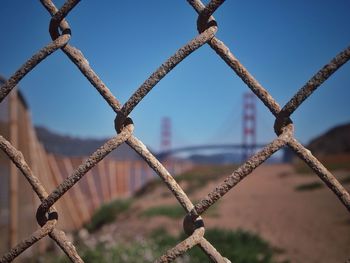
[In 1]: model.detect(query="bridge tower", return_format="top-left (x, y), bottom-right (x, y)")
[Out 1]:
top-left (160, 117), bottom-right (172, 152)
top-left (242, 92), bottom-right (257, 161)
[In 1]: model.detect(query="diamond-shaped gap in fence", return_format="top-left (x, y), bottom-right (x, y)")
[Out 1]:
top-left (289, 62), bottom-right (350, 145)
top-left (128, 47), bottom-right (249, 151)
top-left (21, 51), bottom-right (118, 137)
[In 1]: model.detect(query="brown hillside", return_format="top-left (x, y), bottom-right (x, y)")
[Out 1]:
top-left (87, 164), bottom-right (350, 263)
top-left (308, 123), bottom-right (350, 155)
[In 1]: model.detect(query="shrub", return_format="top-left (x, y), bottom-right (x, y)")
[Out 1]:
top-left (295, 181), bottom-right (323, 191)
top-left (149, 228), bottom-right (276, 263)
top-left (176, 165), bottom-right (237, 193)
top-left (45, 228), bottom-right (280, 263)
top-left (86, 198), bottom-right (132, 232)
top-left (141, 205), bottom-right (184, 219)
top-left (141, 202), bottom-right (219, 219)
top-left (184, 228), bottom-right (274, 263)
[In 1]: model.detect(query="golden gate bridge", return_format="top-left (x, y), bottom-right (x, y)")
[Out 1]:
top-left (157, 92), bottom-right (287, 162)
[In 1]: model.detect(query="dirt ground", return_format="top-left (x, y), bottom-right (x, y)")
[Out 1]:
top-left (96, 164), bottom-right (350, 263)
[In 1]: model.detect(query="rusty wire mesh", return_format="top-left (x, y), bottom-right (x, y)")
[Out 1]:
top-left (1, 0), bottom-right (350, 262)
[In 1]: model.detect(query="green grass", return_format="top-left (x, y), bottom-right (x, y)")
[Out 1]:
top-left (85, 198), bottom-right (132, 232)
top-left (150, 228), bottom-right (275, 263)
top-left (183, 228), bottom-right (276, 263)
top-left (135, 164), bottom-right (237, 197)
top-left (295, 181), bottom-right (323, 191)
top-left (176, 164), bottom-right (237, 193)
top-left (141, 201), bottom-right (220, 219)
top-left (44, 227), bottom-right (284, 263)
top-left (141, 204), bottom-right (184, 219)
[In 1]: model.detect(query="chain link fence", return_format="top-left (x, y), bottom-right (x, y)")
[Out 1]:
top-left (0, 88), bottom-right (193, 259)
top-left (0, 0), bottom-right (350, 262)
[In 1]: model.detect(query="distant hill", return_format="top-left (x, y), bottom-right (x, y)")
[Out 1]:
top-left (35, 126), bottom-right (143, 160)
top-left (307, 123), bottom-right (350, 155)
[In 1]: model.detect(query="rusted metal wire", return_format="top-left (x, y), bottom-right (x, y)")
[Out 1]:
top-left (0, 0), bottom-right (349, 262)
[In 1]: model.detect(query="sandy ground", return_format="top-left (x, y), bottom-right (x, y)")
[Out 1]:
top-left (97, 164), bottom-right (350, 263)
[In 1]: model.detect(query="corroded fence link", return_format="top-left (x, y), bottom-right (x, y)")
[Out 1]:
top-left (126, 136), bottom-right (194, 213)
top-left (41, 0), bottom-right (123, 113)
top-left (0, 220), bottom-right (57, 262)
top-left (0, 134), bottom-right (83, 262)
top-left (279, 46), bottom-right (350, 119)
top-left (0, 0), bottom-right (349, 262)
top-left (36, 123), bottom-right (134, 227)
top-left (191, 125), bottom-right (293, 218)
top-left (156, 227), bottom-right (205, 263)
top-left (120, 24), bottom-right (217, 118)
top-left (288, 138), bottom-right (350, 211)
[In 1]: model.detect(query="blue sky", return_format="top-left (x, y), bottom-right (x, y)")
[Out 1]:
top-left (1, 0), bottom-right (350, 151)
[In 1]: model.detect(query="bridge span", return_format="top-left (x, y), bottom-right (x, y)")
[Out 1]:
top-left (156, 143), bottom-right (268, 159)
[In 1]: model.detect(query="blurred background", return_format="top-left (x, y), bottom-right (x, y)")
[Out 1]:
top-left (0, 1), bottom-right (349, 262)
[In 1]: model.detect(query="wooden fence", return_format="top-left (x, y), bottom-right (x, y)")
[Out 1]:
top-left (0, 87), bottom-right (192, 259)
